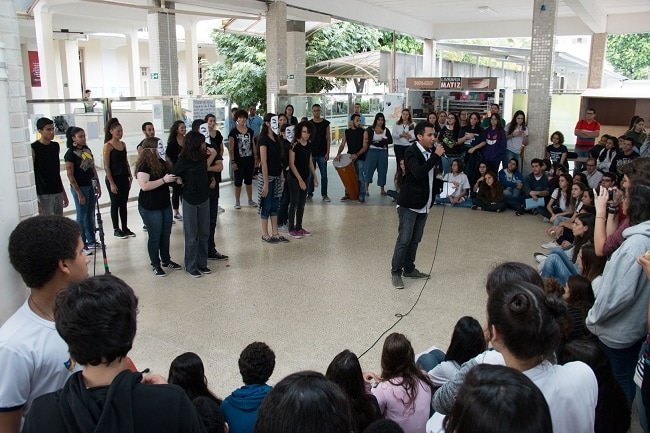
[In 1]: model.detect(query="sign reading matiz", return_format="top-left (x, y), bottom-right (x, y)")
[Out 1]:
top-left (405, 77), bottom-right (497, 90)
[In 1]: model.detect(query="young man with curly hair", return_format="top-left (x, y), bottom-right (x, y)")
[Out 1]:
top-left (221, 342), bottom-right (276, 433)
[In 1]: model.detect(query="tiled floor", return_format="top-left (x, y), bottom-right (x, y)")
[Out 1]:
top-left (91, 159), bottom-right (553, 397)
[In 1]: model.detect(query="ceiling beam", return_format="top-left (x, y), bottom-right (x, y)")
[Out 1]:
top-left (563, 0), bottom-right (607, 34)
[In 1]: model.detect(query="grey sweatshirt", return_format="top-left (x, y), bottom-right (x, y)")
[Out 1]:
top-left (586, 220), bottom-right (650, 349)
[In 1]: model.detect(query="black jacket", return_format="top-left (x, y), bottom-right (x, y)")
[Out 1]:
top-left (397, 143), bottom-right (441, 210)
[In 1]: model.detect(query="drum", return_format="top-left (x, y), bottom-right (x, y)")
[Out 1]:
top-left (333, 154), bottom-right (359, 200)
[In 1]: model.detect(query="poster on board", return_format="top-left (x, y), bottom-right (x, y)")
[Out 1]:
top-left (383, 94), bottom-right (405, 124)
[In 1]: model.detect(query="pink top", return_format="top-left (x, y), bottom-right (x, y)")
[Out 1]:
top-left (371, 378), bottom-right (432, 433)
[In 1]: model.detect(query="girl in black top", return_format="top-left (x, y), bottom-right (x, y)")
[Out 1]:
top-left (284, 104), bottom-right (299, 125)
top-left (277, 123), bottom-right (293, 230)
top-left (102, 118), bottom-right (134, 238)
top-left (136, 137), bottom-right (181, 277)
top-left (65, 126), bottom-right (101, 253)
top-left (258, 113), bottom-right (287, 243)
top-left (204, 114), bottom-right (227, 259)
top-left (288, 121), bottom-right (318, 238)
top-left (166, 120), bottom-right (186, 220)
top-left (174, 131), bottom-right (217, 278)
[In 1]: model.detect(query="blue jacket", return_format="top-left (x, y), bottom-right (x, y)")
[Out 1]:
top-left (221, 384), bottom-right (272, 433)
top-left (498, 168), bottom-right (523, 189)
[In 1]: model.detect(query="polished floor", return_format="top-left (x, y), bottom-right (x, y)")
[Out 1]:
top-left (86, 160), bottom-right (554, 396)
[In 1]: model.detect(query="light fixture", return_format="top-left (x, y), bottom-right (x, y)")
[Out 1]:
top-left (478, 6), bottom-right (497, 16)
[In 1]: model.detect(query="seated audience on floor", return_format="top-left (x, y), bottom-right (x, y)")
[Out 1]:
top-left (587, 183), bottom-right (650, 406)
top-left (435, 159), bottom-right (472, 207)
top-left (253, 371), bottom-right (350, 433)
top-left (439, 364), bottom-right (553, 433)
top-left (222, 342), bottom-right (275, 433)
top-left (542, 181), bottom-right (589, 248)
top-left (559, 339), bottom-right (631, 433)
top-left (546, 131), bottom-right (569, 170)
top-left (539, 213), bottom-right (595, 286)
top-left (506, 158), bottom-right (549, 215)
top-left (596, 135), bottom-right (618, 173)
top-left (325, 350), bottom-right (381, 433)
top-left (367, 333), bottom-right (434, 433)
top-left (1, 216), bottom-right (88, 433)
top-left (416, 316), bottom-right (486, 387)
top-left (194, 396), bottom-right (228, 433)
top-left (22, 275), bottom-right (203, 433)
top-left (611, 135), bottom-right (640, 179)
top-left (562, 275), bottom-right (596, 341)
top-left (583, 158), bottom-right (603, 189)
top-left (471, 162), bottom-right (488, 198)
top-left (472, 171), bottom-right (506, 212)
top-left (573, 172), bottom-right (588, 187)
top-left (498, 158), bottom-right (524, 199)
top-left (168, 351), bottom-right (222, 404)
top-left (540, 173), bottom-right (574, 221)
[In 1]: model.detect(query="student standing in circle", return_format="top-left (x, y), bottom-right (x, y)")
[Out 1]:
top-left (288, 121), bottom-right (318, 239)
top-left (166, 120), bottom-right (186, 221)
top-left (64, 127), bottom-right (101, 255)
top-left (32, 117), bottom-right (69, 215)
top-left (229, 110), bottom-right (257, 209)
top-left (258, 114), bottom-right (287, 243)
top-left (102, 118), bottom-right (134, 239)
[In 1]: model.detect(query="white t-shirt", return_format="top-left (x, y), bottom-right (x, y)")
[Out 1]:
top-left (0, 300), bottom-right (77, 415)
top-left (551, 188), bottom-right (569, 211)
top-left (442, 172), bottom-right (470, 198)
top-left (506, 124), bottom-right (528, 153)
top-left (428, 360), bottom-right (460, 387)
top-left (392, 123), bottom-right (415, 147)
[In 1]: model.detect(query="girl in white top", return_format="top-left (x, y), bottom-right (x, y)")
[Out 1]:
top-left (505, 110), bottom-right (529, 166)
top-left (392, 109), bottom-right (415, 186)
top-left (435, 159), bottom-right (472, 207)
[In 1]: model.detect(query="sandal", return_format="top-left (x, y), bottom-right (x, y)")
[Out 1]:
top-left (273, 235), bottom-right (290, 243)
top-left (261, 235), bottom-right (277, 243)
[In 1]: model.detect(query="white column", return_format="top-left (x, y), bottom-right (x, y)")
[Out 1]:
top-left (183, 20), bottom-right (199, 96)
top-left (60, 39), bottom-right (82, 98)
top-left (587, 33), bottom-right (607, 89)
top-left (0, 0), bottom-right (38, 322)
top-left (286, 20), bottom-right (305, 94)
top-left (423, 39), bottom-right (436, 77)
top-left (147, 2), bottom-right (178, 97)
top-left (33, 4), bottom-right (60, 98)
top-left (438, 50), bottom-right (444, 77)
top-left (265, 1), bottom-right (287, 113)
top-left (126, 31), bottom-right (141, 97)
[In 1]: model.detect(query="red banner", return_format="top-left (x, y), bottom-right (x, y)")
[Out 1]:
top-left (28, 51), bottom-right (41, 87)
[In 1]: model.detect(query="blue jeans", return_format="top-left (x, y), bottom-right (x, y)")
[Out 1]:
top-left (365, 148), bottom-right (388, 187)
top-left (435, 195), bottom-right (473, 208)
top-left (503, 187), bottom-right (521, 199)
top-left (355, 159), bottom-right (366, 200)
top-left (539, 247), bottom-right (577, 286)
top-left (260, 177), bottom-right (280, 219)
top-left (71, 186), bottom-right (96, 246)
top-left (416, 349), bottom-right (446, 372)
top-left (503, 149), bottom-right (520, 170)
top-left (182, 199), bottom-right (210, 273)
top-left (138, 204), bottom-right (172, 267)
top-left (308, 155), bottom-right (328, 196)
top-left (391, 207), bottom-right (428, 274)
top-left (600, 338), bottom-right (643, 408)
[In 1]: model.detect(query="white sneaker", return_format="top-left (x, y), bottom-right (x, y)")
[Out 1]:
top-left (82, 247), bottom-right (93, 256)
top-left (534, 252), bottom-right (547, 264)
top-left (541, 241), bottom-right (558, 249)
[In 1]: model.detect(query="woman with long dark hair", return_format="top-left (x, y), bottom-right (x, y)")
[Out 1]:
top-left (438, 112), bottom-right (462, 173)
top-left (258, 113), bottom-right (287, 242)
top-left (370, 333), bottom-right (433, 433)
top-left (364, 113), bottom-right (393, 197)
top-left (284, 104), bottom-right (298, 125)
top-left (325, 350), bottom-right (381, 433)
top-left (505, 110), bottom-right (528, 169)
top-left (483, 113), bottom-right (507, 174)
top-left (392, 109), bottom-right (414, 171)
top-left (173, 131), bottom-right (217, 278)
top-left (102, 118), bottom-right (134, 238)
top-left (287, 121), bottom-right (317, 239)
top-left (166, 120), bottom-right (186, 221)
top-left (65, 126), bottom-right (101, 254)
top-left (168, 352), bottom-right (221, 404)
top-left (136, 137), bottom-right (182, 277)
top-left (473, 171), bottom-right (506, 212)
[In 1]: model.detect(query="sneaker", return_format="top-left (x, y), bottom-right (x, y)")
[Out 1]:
top-left (534, 252), bottom-right (547, 264)
top-left (82, 247), bottom-right (93, 256)
top-left (208, 251), bottom-right (229, 261)
top-left (187, 270), bottom-right (202, 278)
top-left (278, 224), bottom-right (289, 233)
top-left (403, 269), bottom-right (430, 279)
top-left (289, 230), bottom-right (303, 239)
top-left (87, 243), bottom-right (99, 250)
top-left (153, 266), bottom-right (167, 277)
top-left (218, 206), bottom-right (225, 214)
top-left (114, 229), bottom-right (128, 239)
top-left (142, 225), bottom-right (148, 232)
top-left (198, 266), bottom-right (212, 274)
top-left (359, 198), bottom-right (365, 203)
top-left (234, 201), bottom-right (241, 209)
top-left (262, 235), bottom-right (279, 243)
top-left (174, 214), bottom-right (183, 221)
top-left (123, 228), bottom-right (136, 238)
top-left (306, 194), bottom-right (313, 202)
top-left (273, 235), bottom-right (290, 243)
top-left (323, 195), bottom-right (331, 202)
top-left (392, 274), bottom-right (405, 289)
top-left (340, 195), bottom-right (350, 201)
top-left (299, 228), bottom-right (312, 236)
top-left (162, 260), bottom-right (182, 270)
top-left (541, 241), bottom-right (558, 250)
top-left (248, 200), bottom-right (257, 207)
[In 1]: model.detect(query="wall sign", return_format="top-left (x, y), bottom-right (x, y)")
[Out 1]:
top-left (28, 51), bottom-right (41, 87)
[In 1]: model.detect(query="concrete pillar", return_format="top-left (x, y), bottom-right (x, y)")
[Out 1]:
top-left (0, 0), bottom-right (39, 322)
top-left (147, 1), bottom-right (178, 96)
top-left (33, 4), bottom-right (61, 98)
top-left (60, 39), bottom-right (82, 99)
top-left (423, 39), bottom-right (436, 77)
top-left (286, 20), bottom-right (305, 94)
top-left (438, 50), bottom-right (443, 77)
top-left (525, 0), bottom-right (558, 171)
top-left (587, 33), bottom-right (607, 89)
top-left (265, 1), bottom-right (287, 113)
top-left (126, 31), bottom-right (142, 97)
top-left (182, 20), bottom-right (199, 96)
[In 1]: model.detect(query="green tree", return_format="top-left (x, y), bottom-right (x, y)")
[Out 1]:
top-left (606, 33), bottom-right (650, 80)
top-left (378, 30), bottom-right (423, 54)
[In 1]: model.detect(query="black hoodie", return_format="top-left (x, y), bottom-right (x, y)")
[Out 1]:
top-left (23, 370), bottom-right (203, 433)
